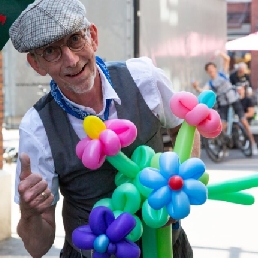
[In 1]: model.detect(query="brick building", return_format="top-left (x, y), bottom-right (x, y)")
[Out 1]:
top-left (0, 53), bottom-right (4, 168)
top-left (227, 0), bottom-right (258, 90)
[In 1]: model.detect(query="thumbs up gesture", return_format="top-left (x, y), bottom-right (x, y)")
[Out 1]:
top-left (18, 153), bottom-right (54, 219)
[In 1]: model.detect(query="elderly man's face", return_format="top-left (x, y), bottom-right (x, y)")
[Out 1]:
top-left (28, 24), bottom-right (99, 95)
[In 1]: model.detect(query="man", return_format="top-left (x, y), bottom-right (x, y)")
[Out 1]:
top-left (9, 0), bottom-right (200, 257)
top-left (230, 62), bottom-right (251, 90)
top-left (236, 85), bottom-right (256, 125)
top-left (192, 51), bottom-right (258, 155)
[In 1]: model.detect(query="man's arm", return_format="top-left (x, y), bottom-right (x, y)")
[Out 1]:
top-left (245, 99), bottom-right (255, 119)
top-left (167, 124), bottom-right (200, 158)
top-left (192, 81), bottom-right (209, 94)
top-left (217, 50), bottom-right (230, 74)
top-left (17, 153), bottom-right (56, 258)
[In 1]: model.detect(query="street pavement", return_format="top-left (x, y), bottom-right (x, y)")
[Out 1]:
top-left (0, 129), bottom-right (258, 257)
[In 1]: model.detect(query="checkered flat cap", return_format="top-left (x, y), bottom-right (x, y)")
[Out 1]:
top-left (9, 0), bottom-right (90, 52)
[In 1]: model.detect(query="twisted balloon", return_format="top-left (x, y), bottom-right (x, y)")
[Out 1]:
top-left (140, 152), bottom-right (208, 220)
top-left (72, 206), bottom-right (141, 258)
top-left (170, 91), bottom-right (222, 138)
top-left (76, 116), bottom-right (137, 170)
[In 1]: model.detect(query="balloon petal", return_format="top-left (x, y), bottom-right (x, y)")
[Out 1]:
top-left (93, 198), bottom-right (114, 211)
top-left (76, 137), bottom-right (91, 159)
top-left (89, 206), bottom-right (115, 236)
top-left (139, 167), bottom-right (167, 190)
top-left (159, 152), bottom-right (180, 179)
top-left (72, 225), bottom-right (95, 250)
top-left (99, 129), bottom-right (121, 156)
top-left (131, 145), bottom-right (155, 170)
top-left (81, 139), bottom-right (106, 170)
top-left (183, 179), bottom-right (208, 205)
top-left (185, 104), bottom-right (210, 126)
top-left (150, 152), bottom-right (162, 169)
top-left (112, 183), bottom-right (141, 214)
top-left (170, 91), bottom-right (198, 118)
top-left (197, 109), bottom-right (221, 133)
top-left (142, 200), bottom-right (169, 228)
top-left (148, 186), bottom-right (171, 210)
top-left (199, 116), bottom-right (222, 138)
top-left (133, 173), bottom-right (152, 199)
top-left (115, 240), bottom-right (141, 258)
top-left (106, 213), bottom-right (136, 242)
top-left (179, 158), bottom-right (206, 180)
top-left (105, 119), bottom-right (137, 147)
top-left (166, 191), bottom-right (190, 220)
top-left (115, 171), bottom-right (133, 187)
top-left (198, 90), bottom-right (216, 108)
top-left (125, 215), bottom-right (143, 242)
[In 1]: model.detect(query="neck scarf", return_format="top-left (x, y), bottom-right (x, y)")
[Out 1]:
top-left (50, 56), bottom-right (113, 121)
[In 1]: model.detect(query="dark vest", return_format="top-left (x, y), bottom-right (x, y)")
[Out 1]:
top-left (34, 62), bottom-right (164, 256)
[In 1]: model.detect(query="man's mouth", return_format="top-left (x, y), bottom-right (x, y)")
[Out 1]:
top-left (67, 64), bottom-right (87, 77)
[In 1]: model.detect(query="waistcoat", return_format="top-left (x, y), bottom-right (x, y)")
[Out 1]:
top-left (34, 61), bottom-right (164, 255)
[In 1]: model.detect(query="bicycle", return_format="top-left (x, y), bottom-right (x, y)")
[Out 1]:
top-left (203, 104), bottom-right (252, 162)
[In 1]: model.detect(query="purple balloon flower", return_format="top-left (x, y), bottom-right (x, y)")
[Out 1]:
top-left (139, 152), bottom-right (208, 220)
top-left (72, 206), bottom-right (141, 258)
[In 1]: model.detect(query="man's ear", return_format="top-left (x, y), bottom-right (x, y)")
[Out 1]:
top-left (89, 24), bottom-right (98, 52)
top-left (27, 53), bottom-right (48, 76)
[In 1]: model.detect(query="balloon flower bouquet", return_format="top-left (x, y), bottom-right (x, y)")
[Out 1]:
top-left (72, 90), bottom-right (258, 258)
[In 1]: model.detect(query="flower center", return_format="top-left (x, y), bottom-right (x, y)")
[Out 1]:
top-left (168, 175), bottom-right (184, 190)
top-left (83, 116), bottom-right (106, 139)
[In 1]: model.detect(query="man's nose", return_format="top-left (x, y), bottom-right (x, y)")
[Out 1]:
top-left (61, 46), bottom-right (79, 67)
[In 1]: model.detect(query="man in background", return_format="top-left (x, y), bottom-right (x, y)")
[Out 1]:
top-left (230, 62), bottom-right (251, 90)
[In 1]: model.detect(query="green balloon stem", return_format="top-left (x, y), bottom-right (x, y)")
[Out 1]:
top-left (199, 172), bottom-right (209, 186)
top-left (173, 121), bottom-right (196, 163)
top-left (208, 192), bottom-right (255, 205)
top-left (107, 152), bottom-right (140, 178)
top-left (207, 174), bottom-right (258, 196)
top-left (142, 222), bottom-right (158, 258)
top-left (156, 226), bottom-right (173, 258)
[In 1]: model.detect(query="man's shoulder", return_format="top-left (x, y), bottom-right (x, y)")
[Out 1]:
top-left (126, 56), bottom-right (154, 67)
top-left (34, 93), bottom-right (54, 112)
top-left (20, 106), bottom-right (42, 131)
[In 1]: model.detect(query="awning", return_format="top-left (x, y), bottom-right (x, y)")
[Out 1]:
top-left (226, 32), bottom-right (258, 51)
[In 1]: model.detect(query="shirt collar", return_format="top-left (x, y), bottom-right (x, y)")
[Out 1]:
top-left (58, 64), bottom-right (121, 115)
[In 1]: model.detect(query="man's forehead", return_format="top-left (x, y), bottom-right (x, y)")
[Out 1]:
top-left (37, 30), bottom-right (84, 49)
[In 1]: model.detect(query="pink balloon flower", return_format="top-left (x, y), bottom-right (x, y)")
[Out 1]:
top-left (170, 92), bottom-right (222, 138)
top-left (76, 116), bottom-right (137, 170)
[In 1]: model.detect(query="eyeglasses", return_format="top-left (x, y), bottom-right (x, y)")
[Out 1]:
top-left (34, 33), bottom-right (87, 62)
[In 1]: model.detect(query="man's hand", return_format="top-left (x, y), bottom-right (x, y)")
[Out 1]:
top-left (18, 153), bottom-right (54, 220)
top-left (191, 81), bottom-right (199, 90)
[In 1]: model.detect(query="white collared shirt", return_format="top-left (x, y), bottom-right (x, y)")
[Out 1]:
top-left (14, 56), bottom-right (182, 204)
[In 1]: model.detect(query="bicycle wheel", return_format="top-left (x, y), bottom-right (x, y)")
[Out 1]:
top-left (232, 122), bottom-right (252, 157)
top-left (203, 133), bottom-right (227, 162)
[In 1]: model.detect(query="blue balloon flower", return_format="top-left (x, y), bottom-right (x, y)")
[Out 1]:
top-left (139, 152), bottom-right (208, 220)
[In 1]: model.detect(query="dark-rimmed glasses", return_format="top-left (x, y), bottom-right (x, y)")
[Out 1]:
top-left (33, 32), bottom-right (88, 62)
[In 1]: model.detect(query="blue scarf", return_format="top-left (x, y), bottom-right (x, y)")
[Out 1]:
top-left (50, 56), bottom-right (112, 121)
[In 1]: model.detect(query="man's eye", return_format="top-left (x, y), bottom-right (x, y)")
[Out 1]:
top-left (71, 35), bottom-right (80, 42)
top-left (44, 47), bottom-right (55, 55)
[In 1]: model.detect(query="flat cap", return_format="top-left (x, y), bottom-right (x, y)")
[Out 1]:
top-left (9, 0), bottom-right (90, 53)
top-left (0, 0), bottom-right (34, 51)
